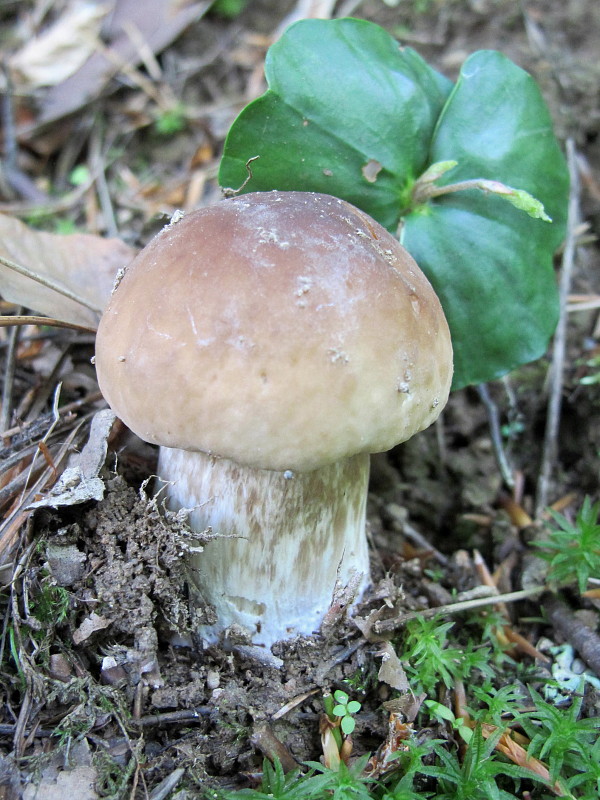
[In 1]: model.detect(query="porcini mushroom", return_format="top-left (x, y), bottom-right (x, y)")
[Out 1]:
top-left (94, 191), bottom-right (452, 648)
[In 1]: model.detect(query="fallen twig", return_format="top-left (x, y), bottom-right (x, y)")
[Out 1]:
top-left (536, 139), bottom-right (579, 516)
top-left (476, 383), bottom-right (515, 489)
top-left (0, 307), bottom-right (21, 432)
top-left (373, 585), bottom-right (549, 634)
top-left (0, 315), bottom-right (96, 333)
top-left (129, 707), bottom-right (212, 727)
top-left (542, 593), bottom-right (600, 677)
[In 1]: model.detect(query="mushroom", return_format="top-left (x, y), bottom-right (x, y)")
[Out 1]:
top-left (94, 191), bottom-right (452, 648)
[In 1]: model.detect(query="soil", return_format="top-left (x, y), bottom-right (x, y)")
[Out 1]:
top-left (1, 1), bottom-right (600, 798)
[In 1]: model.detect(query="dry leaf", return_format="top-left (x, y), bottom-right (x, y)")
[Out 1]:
top-left (23, 739), bottom-right (97, 799)
top-left (366, 712), bottom-right (412, 779)
top-left (27, 0), bottom-right (212, 131)
top-left (0, 214), bottom-right (135, 327)
top-left (480, 723), bottom-right (564, 795)
top-left (376, 641), bottom-right (410, 692)
top-left (23, 765), bottom-right (97, 800)
top-left (28, 410), bottom-right (116, 510)
top-left (10, 2), bottom-right (112, 90)
top-left (73, 611), bottom-right (112, 644)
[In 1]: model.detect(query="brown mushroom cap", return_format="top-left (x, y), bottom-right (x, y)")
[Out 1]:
top-left (95, 191), bottom-right (453, 472)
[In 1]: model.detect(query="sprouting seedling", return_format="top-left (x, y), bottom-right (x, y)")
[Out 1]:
top-left (424, 699), bottom-right (473, 745)
top-left (331, 689), bottom-right (362, 736)
top-left (410, 160), bottom-right (552, 221)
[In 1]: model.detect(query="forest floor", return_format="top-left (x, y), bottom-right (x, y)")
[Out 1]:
top-left (1, 1), bottom-right (600, 798)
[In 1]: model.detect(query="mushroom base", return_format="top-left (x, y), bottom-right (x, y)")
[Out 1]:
top-left (156, 448), bottom-right (371, 648)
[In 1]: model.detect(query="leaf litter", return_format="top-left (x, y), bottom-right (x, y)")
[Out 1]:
top-left (0, 0), bottom-right (600, 796)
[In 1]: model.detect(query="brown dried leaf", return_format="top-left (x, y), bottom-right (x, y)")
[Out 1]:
top-left (9, 2), bottom-right (112, 90)
top-left (28, 410), bottom-right (116, 510)
top-left (320, 714), bottom-right (341, 771)
top-left (376, 641), bottom-right (410, 692)
top-left (481, 723), bottom-right (564, 794)
top-left (23, 766), bottom-right (98, 800)
top-left (73, 611), bottom-right (112, 644)
top-left (23, 740), bottom-right (97, 800)
top-left (366, 712), bottom-right (412, 779)
top-left (27, 0), bottom-right (212, 131)
top-left (0, 214), bottom-right (135, 327)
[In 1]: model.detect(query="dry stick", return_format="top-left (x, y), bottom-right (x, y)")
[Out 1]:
top-left (543, 593), bottom-right (600, 677)
top-left (88, 124), bottom-right (119, 239)
top-left (535, 139), bottom-right (579, 516)
top-left (0, 175), bottom-right (102, 216)
top-left (476, 382), bottom-right (515, 489)
top-left (147, 769), bottom-right (185, 800)
top-left (0, 390), bottom-right (102, 440)
top-left (0, 423), bottom-right (86, 560)
top-left (373, 585), bottom-right (548, 634)
top-left (251, 723), bottom-right (300, 773)
top-left (0, 722), bottom-right (54, 738)
top-left (130, 707), bottom-right (212, 727)
top-left (0, 306), bottom-right (22, 433)
top-left (1, 62), bottom-right (17, 175)
top-left (0, 315), bottom-right (96, 333)
top-left (0, 456), bottom-right (49, 510)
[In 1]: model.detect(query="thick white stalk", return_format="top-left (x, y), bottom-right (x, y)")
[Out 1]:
top-left (156, 448), bottom-right (370, 647)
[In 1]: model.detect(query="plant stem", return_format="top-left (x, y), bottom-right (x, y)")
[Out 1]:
top-left (535, 139), bottom-right (579, 515)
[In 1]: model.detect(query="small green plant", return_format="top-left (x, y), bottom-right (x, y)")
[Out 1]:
top-left (400, 617), bottom-right (492, 694)
top-left (534, 496), bottom-right (600, 593)
top-left (469, 683), bottom-right (528, 727)
top-left (69, 164), bottom-right (91, 187)
top-left (422, 725), bottom-right (543, 800)
top-left (514, 684), bottom-right (600, 784)
top-left (332, 689), bottom-right (362, 735)
top-left (401, 617), bottom-right (461, 693)
top-left (210, 0), bottom-right (249, 18)
top-left (30, 583), bottom-right (70, 626)
top-left (7, 627), bottom-right (26, 691)
top-left (424, 699), bottom-right (474, 745)
top-left (381, 736), bottom-right (438, 800)
top-left (212, 755), bottom-right (376, 800)
top-left (154, 104), bottom-right (187, 136)
top-left (576, 351), bottom-right (600, 386)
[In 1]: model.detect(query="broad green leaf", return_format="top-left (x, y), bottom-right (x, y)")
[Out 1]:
top-left (428, 50), bottom-right (567, 232)
top-left (219, 21), bottom-right (569, 389)
top-left (403, 50), bottom-right (568, 388)
top-left (219, 18), bottom-right (452, 230)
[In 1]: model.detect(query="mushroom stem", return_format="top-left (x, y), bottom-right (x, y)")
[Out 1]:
top-left (156, 447), bottom-right (371, 647)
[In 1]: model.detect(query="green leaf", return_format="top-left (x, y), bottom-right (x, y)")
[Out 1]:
top-left (332, 704), bottom-right (346, 717)
top-left (403, 50), bottom-right (568, 388)
top-left (333, 689), bottom-right (349, 704)
top-left (402, 198), bottom-right (559, 388)
top-left (219, 22), bottom-right (568, 389)
top-left (341, 715), bottom-right (356, 735)
top-left (347, 700), bottom-right (362, 714)
top-left (476, 182), bottom-right (551, 221)
top-left (425, 699), bottom-right (456, 723)
top-left (219, 18), bottom-right (452, 231)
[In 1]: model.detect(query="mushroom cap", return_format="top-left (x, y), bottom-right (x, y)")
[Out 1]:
top-left (95, 191), bottom-right (452, 472)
